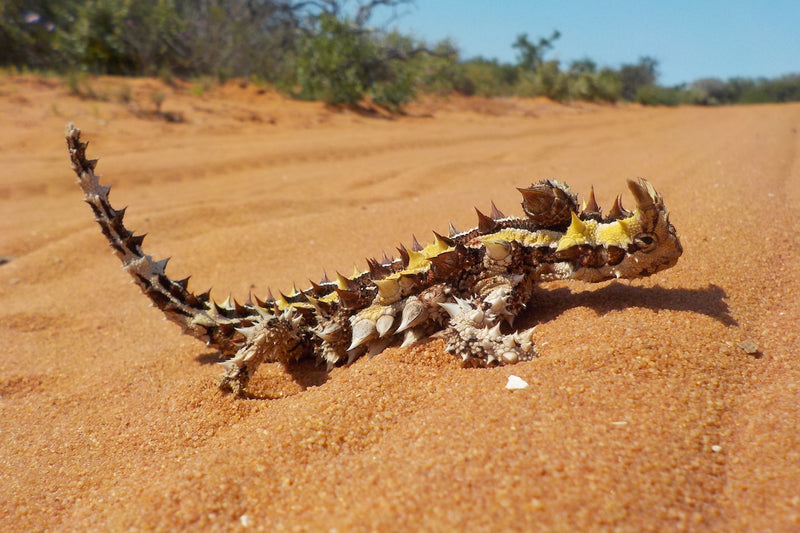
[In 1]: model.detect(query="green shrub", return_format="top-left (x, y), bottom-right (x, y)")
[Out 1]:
top-left (370, 71), bottom-right (414, 112)
top-left (593, 68), bottom-right (623, 102)
top-left (396, 37), bottom-right (459, 96)
top-left (531, 60), bottom-right (569, 101)
top-left (64, 70), bottom-right (105, 100)
top-left (740, 75), bottom-right (800, 103)
top-left (54, 0), bottom-right (135, 74)
top-left (289, 14), bottom-right (420, 110)
top-left (568, 72), bottom-right (596, 101)
top-left (618, 57), bottom-right (658, 101)
top-left (292, 15), bottom-right (372, 106)
top-left (558, 64), bottom-right (622, 103)
top-left (449, 58), bottom-right (518, 96)
top-left (1, 0), bottom-right (82, 70)
top-left (635, 84), bottom-right (681, 106)
top-left (190, 76), bottom-right (216, 97)
top-left (149, 89), bottom-right (166, 112)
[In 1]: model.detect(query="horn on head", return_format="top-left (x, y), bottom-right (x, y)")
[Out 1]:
top-left (627, 178), bottom-right (663, 231)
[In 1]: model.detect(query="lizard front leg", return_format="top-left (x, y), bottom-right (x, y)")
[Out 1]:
top-left (439, 271), bottom-right (538, 366)
top-left (439, 295), bottom-right (537, 366)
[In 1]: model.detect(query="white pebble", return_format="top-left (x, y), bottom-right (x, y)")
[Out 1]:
top-left (505, 375), bottom-right (529, 390)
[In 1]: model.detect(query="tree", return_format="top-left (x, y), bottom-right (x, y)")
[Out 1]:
top-left (513, 30), bottom-right (560, 72)
top-left (618, 56), bottom-right (658, 101)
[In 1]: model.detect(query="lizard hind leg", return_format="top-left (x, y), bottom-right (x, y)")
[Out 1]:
top-left (439, 296), bottom-right (537, 367)
top-left (218, 308), bottom-right (308, 396)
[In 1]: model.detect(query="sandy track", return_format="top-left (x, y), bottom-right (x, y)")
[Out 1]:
top-left (1, 76), bottom-right (799, 531)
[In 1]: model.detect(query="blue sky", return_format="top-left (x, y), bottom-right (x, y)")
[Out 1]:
top-left (372, 0), bottom-right (799, 86)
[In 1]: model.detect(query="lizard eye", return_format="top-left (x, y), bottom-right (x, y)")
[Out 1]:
top-left (634, 233), bottom-right (658, 252)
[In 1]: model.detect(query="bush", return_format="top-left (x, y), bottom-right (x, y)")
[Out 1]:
top-left (54, 0), bottom-right (137, 74)
top-left (289, 14), bottom-right (421, 110)
top-left (3, 0), bottom-right (299, 80)
top-left (740, 75), bottom-right (800, 103)
top-left (635, 84), bottom-right (682, 106)
top-left (618, 56), bottom-right (658, 101)
top-left (594, 68), bottom-right (623, 102)
top-left (543, 59), bottom-right (621, 103)
top-left (291, 14), bottom-right (373, 106)
top-left (530, 60), bottom-right (569, 101)
top-left (174, 0), bottom-right (297, 82)
top-left (402, 38), bottom-right (460, 96)
top-left (64, 70), bottom-right (106, 100)
top-left (0, 0), bottom-right (83, 70)
top-left (687, 78), bottom-right (736, 105)
top-left (446, 58), bottom-right (518, 96)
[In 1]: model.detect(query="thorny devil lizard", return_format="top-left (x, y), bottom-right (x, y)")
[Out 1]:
top-left (66, 125), bottom-right (682, 396)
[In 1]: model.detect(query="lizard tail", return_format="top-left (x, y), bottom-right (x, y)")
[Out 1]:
top-left (66, 124), bottom-right (247, 354)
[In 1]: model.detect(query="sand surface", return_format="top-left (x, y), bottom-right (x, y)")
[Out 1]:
top-left (1, 75), bottom-right (799, 531)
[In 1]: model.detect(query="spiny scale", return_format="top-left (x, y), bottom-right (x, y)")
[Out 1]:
top-left (66, 125), bottom-right (682, 397)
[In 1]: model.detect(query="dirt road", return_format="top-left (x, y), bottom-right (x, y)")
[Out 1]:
top-left (2, 76), bottom-right (799, 531)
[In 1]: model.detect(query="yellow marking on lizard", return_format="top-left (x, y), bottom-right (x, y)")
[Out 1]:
top-left (480, 228), bottom-right (561, 248)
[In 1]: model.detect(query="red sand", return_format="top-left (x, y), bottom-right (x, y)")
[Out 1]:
top-left (1, 75), bottom-right (799, 531)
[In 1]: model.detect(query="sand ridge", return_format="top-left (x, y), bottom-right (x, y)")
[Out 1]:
top-left (1, 75), bottom-right (799, 531)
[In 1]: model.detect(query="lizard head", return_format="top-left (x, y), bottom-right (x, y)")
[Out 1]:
top-left (518, 178), bottom-right (682, 283)
top-left (599, 177), bottom-right (683, 280)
